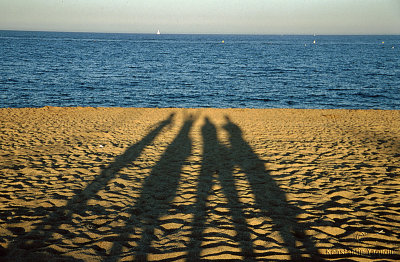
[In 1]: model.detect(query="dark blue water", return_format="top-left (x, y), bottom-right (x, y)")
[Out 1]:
top-left (1, 30), bottom-right (399, 109)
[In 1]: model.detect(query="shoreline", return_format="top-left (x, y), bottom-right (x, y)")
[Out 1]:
top-left (2, 106), bottom-right (400, 110)
top-left (1, 107), bottom-right (399, 261)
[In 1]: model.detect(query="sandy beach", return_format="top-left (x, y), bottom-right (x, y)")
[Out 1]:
top-left (0, 107), bottom-right (399, 261)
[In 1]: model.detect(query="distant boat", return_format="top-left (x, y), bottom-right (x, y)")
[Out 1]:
top-left (313, 40), bottom-right (316, 44)
top-left (157, 29), bottom-right (160, 35)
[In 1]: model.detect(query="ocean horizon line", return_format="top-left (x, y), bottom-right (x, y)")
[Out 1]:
top-left (1, 29), bottom-right (399, 37)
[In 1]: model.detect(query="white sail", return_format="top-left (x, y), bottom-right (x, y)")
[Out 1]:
top-left (157, 29), bottom-right (160, 35)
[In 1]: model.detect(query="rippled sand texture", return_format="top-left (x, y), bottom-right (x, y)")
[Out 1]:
top-left (0, 107), bottom-right (399, 261)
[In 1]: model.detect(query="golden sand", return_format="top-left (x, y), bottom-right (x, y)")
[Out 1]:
top-left (0, 107), bottom-right (399, 261)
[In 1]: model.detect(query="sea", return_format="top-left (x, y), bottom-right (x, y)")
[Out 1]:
top-left (1, 30), bottom-right (399, 109)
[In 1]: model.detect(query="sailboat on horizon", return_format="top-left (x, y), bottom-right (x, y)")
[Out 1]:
top-left (156, 29), bottom-right (160, 35)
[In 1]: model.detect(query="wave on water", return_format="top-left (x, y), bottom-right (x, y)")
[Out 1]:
top-left (0, 31), bottom-right (399, 109)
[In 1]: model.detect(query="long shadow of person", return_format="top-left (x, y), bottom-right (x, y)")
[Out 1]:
top-left (223, 116), bottom-right (321, 261)
top-left (109, 114), bottom-right (197, 261)
top-left (4, 113), bottom-right (175, 260)
top-left (187, 117), bottom-right (255, 261)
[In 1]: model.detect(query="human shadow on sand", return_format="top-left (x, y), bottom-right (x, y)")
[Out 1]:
top-left (4, 114), bottom-right (326, 261)
top-left (4, 113), bottom-right (175, 261)
top-left (107, 115), bottom-right (321, 262)
top-left (187, 117), bottom-right (255, 260)
top-left (223, 116), bottom-right (321, 261)
top-left (108, 113), bottom-right (197, 261)
top-left (187, 116), bottom-right (321, 261)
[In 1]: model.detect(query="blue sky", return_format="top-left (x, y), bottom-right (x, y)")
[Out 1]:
top-left (1, 0), bottom-right (399, 34)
